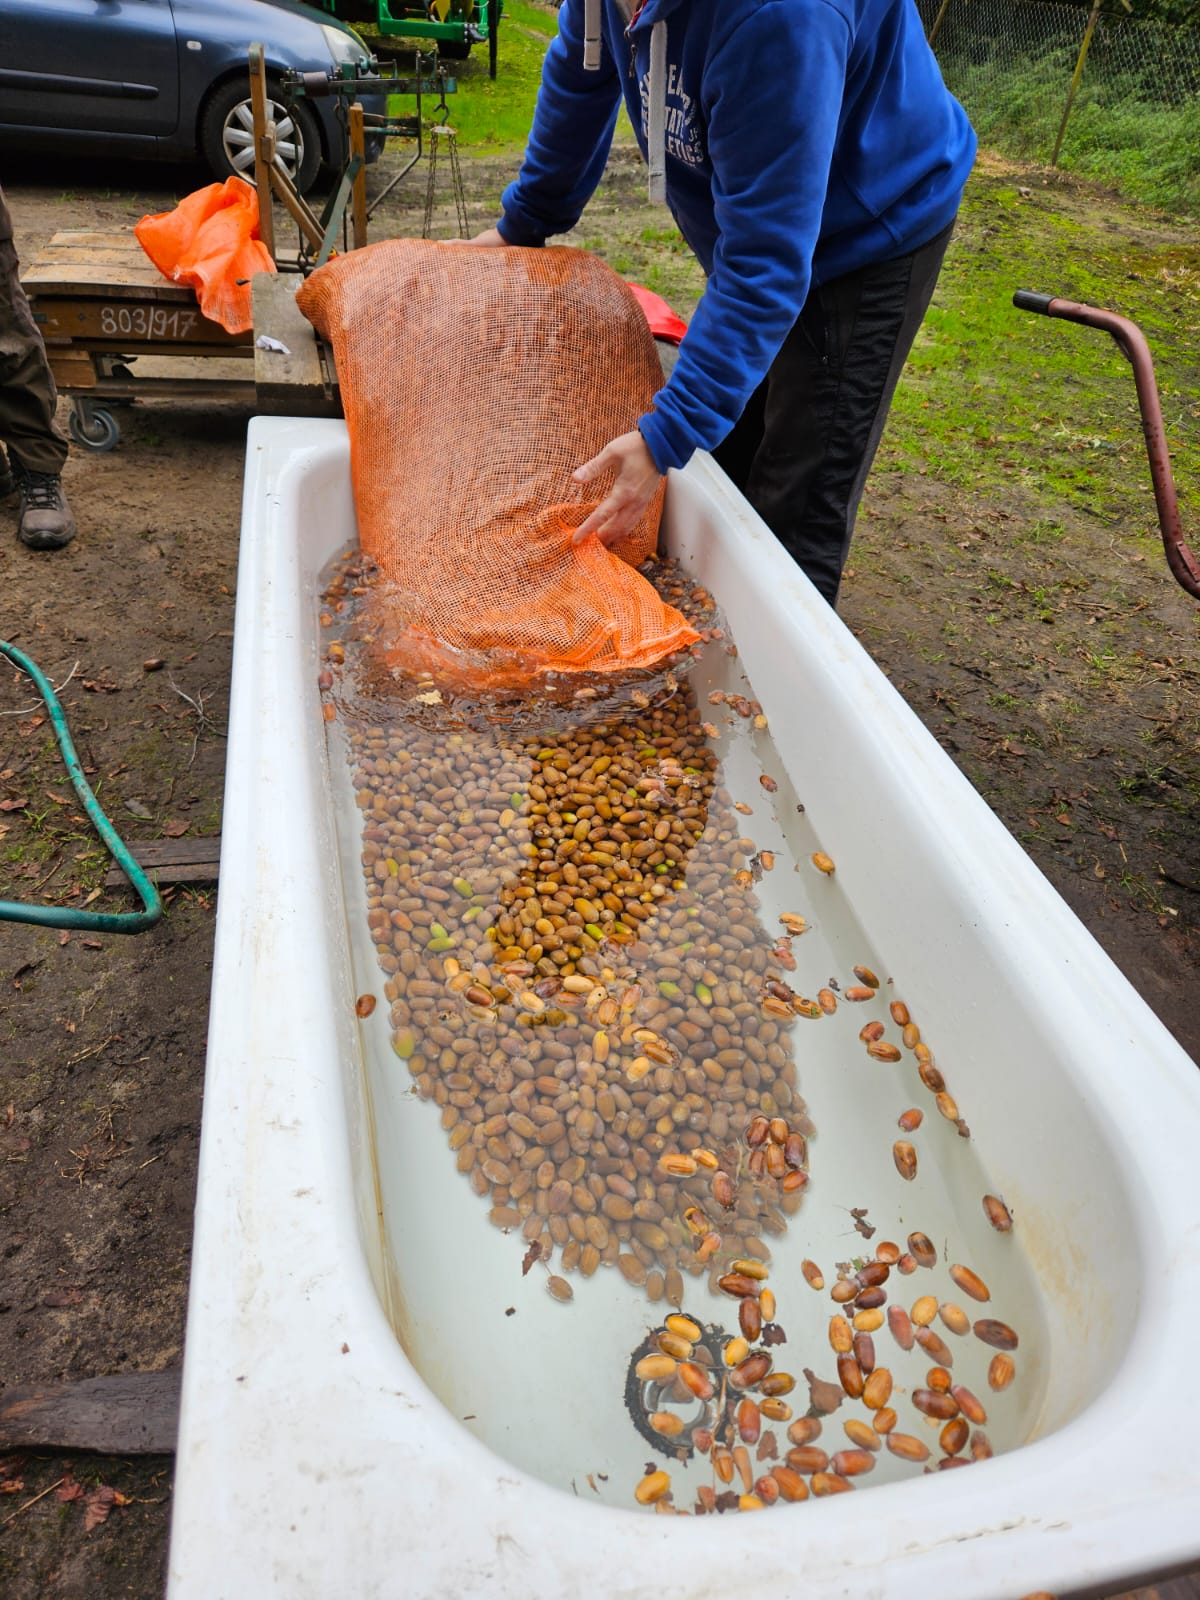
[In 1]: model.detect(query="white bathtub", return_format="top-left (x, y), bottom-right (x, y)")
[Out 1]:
top-left (168, 416), bottom-right (1200, 1599)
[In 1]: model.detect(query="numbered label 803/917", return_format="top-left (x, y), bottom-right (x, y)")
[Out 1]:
top-left (99, 304), bottom-right (199, 338)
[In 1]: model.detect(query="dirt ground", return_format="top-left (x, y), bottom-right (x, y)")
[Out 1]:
top-left (1, 131), bottom-right (1198, 1598)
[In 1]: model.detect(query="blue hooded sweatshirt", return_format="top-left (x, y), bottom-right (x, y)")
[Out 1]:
top-left (498, 0), bottom-right (976, 475)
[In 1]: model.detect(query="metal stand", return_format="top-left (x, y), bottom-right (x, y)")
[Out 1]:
top-left (251, 46), bottom-right (459, 256)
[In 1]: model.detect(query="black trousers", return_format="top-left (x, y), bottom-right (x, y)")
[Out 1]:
top-left (711, 220), bottom-right (955, 605)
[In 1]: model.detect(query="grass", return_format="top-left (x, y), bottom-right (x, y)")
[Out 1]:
top-left (943, 50), bottom-right (1200, 216)
top-left (382, 0), bottom-right (556, 147)
top-left (875, 173), bottom-right (1200, 553)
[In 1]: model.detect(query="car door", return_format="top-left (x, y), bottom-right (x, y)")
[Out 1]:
top-left (0, 0), bottom-right (179, 142)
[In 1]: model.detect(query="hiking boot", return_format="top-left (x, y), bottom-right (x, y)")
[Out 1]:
top-left (12, 462), bottom-right (75, 551)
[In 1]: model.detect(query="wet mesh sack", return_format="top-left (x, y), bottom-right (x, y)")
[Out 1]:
top-left (296, 239), bottom-right (698, 685)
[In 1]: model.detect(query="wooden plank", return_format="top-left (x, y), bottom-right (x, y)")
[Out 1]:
top-left (349, 103), bottom-right (369, 251)
top-left (74, 380), bottom-right (254, 404)
top-left (23, 263), bottom-right (196, 300)
top-left (104, 835), bottom-right (220, 889)
top-left (249, 42), bottom-right (276, 261)
top-left (35, 244), bottom-right (156, 266)
top-left (0, 1371), bottom-right (179, 1455)
top-left (116, 838), bottom-right (222, 867)
top-left (106, 858), bottom-right (219, 888)
top-left (43, 229), bottom-right (144, 247)
top-left (22, 228), bottom-right (168, 292)
top-left (254, 273), bottom-right (340, 416)
top-left (269, 163), bottom-right (325, 249)
top-left (46, 351), bottom-right (98, 390)
top-left (53, 345), bottom-right (253, 363)
top-left (33, 298), bottom-right (247, 346)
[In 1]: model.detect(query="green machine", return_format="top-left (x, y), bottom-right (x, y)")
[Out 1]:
top-left (317, 0), bottom-right (501, 72)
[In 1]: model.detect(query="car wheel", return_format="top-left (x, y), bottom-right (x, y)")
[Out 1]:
top-left (200, 79), bottom-right (322, 195)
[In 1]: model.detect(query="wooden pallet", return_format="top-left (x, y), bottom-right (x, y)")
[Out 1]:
top-left (23, 230), bottom-right (252, 400)
top-left (21, 230), bottom-right (338, 422)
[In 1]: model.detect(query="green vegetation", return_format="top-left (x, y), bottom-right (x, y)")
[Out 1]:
top-left (383, 0), bottom-right (555, 147)
top-left (876, 175), bottom-right (1200, 552)
top-left (937, 49), bottom-right (1200, 213)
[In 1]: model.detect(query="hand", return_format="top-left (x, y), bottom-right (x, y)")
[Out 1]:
top-left (571, 431), bottom-right (663, 548)
top-left (444, 226), bottom-right (507, 247)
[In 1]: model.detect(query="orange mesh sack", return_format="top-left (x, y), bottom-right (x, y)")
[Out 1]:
top-left (135, 176), bottom-right (274, 335)
top-left (296, 239), bottom-right (699, 685)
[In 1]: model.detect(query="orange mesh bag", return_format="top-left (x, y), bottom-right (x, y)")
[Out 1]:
top-left (296, 239), bottom-right (698, 686)
top-left (135, 176), bottom-right (274, 335)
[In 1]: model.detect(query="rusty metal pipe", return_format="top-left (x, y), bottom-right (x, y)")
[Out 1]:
top-left (1013, 289), bottom-right (1200, 600)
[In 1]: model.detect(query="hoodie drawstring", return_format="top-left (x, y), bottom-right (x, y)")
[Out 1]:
top-left (583, 0), bottom-right (602, 68)
top-left (646, 20), bottom-right (667, 204)
top-left (581, 3), bottom-right (668, 205)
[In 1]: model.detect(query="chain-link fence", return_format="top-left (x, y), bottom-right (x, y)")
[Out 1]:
top-left (916, 0), bottom-right (1200, 211)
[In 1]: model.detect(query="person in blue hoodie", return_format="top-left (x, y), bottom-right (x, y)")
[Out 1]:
top-left (462, 0), bottom-right (976, 604)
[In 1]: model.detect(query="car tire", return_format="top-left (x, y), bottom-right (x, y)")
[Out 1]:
top-left (437, 39), bottom-right (473, 59)
top-left (200, 78), bottom-right (323, 195)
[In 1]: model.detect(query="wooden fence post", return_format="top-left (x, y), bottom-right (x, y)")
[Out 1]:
top-left (349, 103), bottom-right (368, 251)
top-left (1052, 0), bottom-right (1102, 166)
top-left (927, 0), bottom-right (954, 48)
top-left (249, 44), bottom-right (276, 262)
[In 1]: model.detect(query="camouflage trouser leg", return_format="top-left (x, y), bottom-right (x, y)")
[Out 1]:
top-left (0, 186), bottom-right (69, 476)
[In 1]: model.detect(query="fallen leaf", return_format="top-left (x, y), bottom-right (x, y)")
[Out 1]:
top-left (161, 819), bottom-right (189, 838)
top-left (83, 1484), bottom-right (117, 1531)
top-left (849, 1207), bottom-right (876, 1241)
top-left (0, 797), bottom-right (28, 812)
top-left (803, 1368), bottom-right (844, 1415)
top-left (46, 791), bottom-right (70, 806)
top-left (81, 939), bottom-right (103, 951)
top-left (143, 659), bottom-right (165, 672)
top-left (59, 930), bottom-right (70, 946)
top-left (520, 1240), bottom-right (542, 1277)
top-left (56, 1476), bottom-right (84, 1504)
top-left (43, 1288), bottom-right (84, 1307)
top-left (81, 679), bottom-right (119, 695)
top-left (1, 1477), bottom-right (25, 1495)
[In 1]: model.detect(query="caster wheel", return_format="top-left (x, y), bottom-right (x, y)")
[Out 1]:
top-left (68, 405), bottom-right (120, 452)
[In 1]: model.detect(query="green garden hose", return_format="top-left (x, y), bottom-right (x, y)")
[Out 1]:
top-left (0, 641), bottom-right (162, 933)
